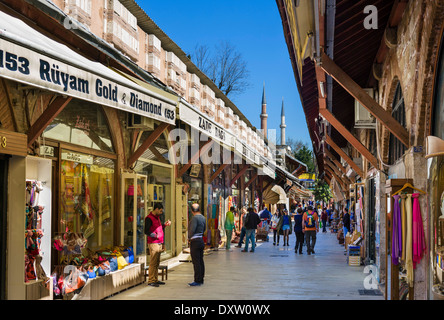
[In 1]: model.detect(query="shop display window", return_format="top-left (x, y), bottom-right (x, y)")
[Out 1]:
top-left (429, 155), bottom-right (444, 296)
top-left (59, 150), bottom-right (115, 251)
top-left (42, 99), bottom-right (114, 153)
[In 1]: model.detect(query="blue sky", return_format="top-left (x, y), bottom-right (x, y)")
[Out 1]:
top-left (139, 0), bottom-right (312, 147)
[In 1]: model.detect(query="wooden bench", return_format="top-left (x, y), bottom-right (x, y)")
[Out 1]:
top-left (144, 265), bottom-right (168, 282)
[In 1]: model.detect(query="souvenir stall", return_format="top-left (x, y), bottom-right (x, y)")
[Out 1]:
top-left (385, 179), bottom-right (427, 300)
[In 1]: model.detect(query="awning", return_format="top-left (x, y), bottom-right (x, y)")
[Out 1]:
top-left (0, 10), bottom-right (177, 125)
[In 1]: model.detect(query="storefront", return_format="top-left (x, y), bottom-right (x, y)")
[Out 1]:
top-left (427, 29), bottom-right (444, 299)
top-left (0, 9), bottom-right (178, 299)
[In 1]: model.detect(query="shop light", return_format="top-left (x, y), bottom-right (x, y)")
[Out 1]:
top-left (425, 136), bottom-right (444, 159)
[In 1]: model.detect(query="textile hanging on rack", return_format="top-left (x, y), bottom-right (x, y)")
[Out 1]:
top-left (401, 195), bottom-right (407, 262)
top-left (405, 194), bottom-right (414, 287)
top-left (412, 193), bottom-right (426, 269)
top-left (392, 195), bottom-right (402, 265)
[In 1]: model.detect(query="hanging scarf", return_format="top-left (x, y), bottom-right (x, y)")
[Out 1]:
top-left (401, 195), bottom-right (407, 262)
top-left (405, 194), bottom-right (414, 287)
top-left (412, 193), bottom-right (426, 269)
top-left (392, 195), bottom-right (402, 265)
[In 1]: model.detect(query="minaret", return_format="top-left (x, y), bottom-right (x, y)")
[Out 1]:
top-left (280, 97), bottom-right (286, 145)
top-left (260, 83), bottom-right (268, 138)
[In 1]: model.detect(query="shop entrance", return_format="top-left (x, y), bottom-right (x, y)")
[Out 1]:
top-left (121, 173), bottom-right (148, 261)
top-left (367, 178), bottom-right (376, 264)
top-left (0, 156), bottom-right (8, 300)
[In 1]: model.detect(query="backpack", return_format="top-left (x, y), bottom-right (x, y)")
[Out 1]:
top-left (305, 212), bottom-right (316, 228)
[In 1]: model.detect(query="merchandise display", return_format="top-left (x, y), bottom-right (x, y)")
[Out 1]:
top-left (25, 180), bottom-right (48, 285)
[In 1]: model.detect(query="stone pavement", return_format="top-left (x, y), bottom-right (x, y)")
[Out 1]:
top-left (107, 228), bottom-right (384, 300)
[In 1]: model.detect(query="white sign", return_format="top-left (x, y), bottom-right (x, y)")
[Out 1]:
top-left (61, 151), bottom-right (93, 165)
top-left (179, 103), bottom-right (235, 147)
top-left (0, 38), bottom-right (176, 125)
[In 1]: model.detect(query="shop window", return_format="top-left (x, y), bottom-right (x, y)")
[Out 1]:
top-left (43, 99), bottom-right (114, 153)
top-left (59, 150), bottom-right (115, 251)
top-left (388, 82), bottom-right (407, 164)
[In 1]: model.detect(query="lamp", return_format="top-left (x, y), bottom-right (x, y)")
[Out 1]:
top-left (425, 136), bottom-right (444, 159)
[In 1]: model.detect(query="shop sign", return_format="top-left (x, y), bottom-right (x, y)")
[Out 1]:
top-left (179, 103), bottom-right (235, 147)
top-left (61, 151), bottom-right (93, 165)
top-left (39, 145), bottom-right (55, 157)
top-left (0, 38), bottom-right (176, 125)
top-left (0, 129), bottom-right (27, 157)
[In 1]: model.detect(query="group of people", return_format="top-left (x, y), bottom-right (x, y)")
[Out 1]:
top-left (144, 202), bottom-right (206, 288)
top-left (143, 201), bottom-right (351, 289)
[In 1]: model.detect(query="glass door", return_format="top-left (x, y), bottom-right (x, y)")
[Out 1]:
top-left (136, 176), bottom-right (147, 257)
top-left (121, 173), bottom-right (147, 259)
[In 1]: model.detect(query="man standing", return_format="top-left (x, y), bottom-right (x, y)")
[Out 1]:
top-left (144, 203), bottom-right (171, 287)
top-left (342, 207), bottom-right (351, 237)
top-left (242, 207), bottom-right (261, 253)
top-left (188, 203), bottom-right (206, 286)
top-left (224, 207), bottom-right (236, 250)
top-left (303, 206), bottom-right (319, 255)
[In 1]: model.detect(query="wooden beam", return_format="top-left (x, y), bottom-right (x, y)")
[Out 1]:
top-left (149, 145), bottom-right (168, 164)
top-left (230, 164), bottom-right (250, 187)
top-left (320, 53), bottom-right (409, 147)
top-left (177, 139), bottom-right (214, 178)
top-left (209, 162), bottom-right (230, 184)
top-left (127, 122), bottom-right (170, 166)
top-left (319, 107), bottom-right (379, 169)
top-left (326, 167), bottom-right (347, 192)
top-left (324, 148), bottom-right (348, 176)
top-left (27, 96), bottom-right (72, 147)
top-left (325, 159), bottom-right (353, 187)
top-left (245, 171), bottom-right (258, 189)
top-left (325, 135), bottom-right (364, 178)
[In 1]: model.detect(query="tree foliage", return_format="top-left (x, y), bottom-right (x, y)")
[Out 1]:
top-left (312, 179), bottom-right (332, 203)
top-left (289, 138), bottom-right (315, 173)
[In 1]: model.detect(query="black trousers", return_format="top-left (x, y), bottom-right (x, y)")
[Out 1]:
top-left (190, 238), bottom-right (205, 283)
top-left (295, 231), bottom-right (304, 252)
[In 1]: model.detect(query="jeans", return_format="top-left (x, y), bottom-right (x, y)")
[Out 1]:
top-left (295, 231), bottom-right (304, 253)
top-left (190, 238), bottom-right (205, 284)
top-left (322, 219), bottom-right (327, 232)
top-left (244, 229), bottom-right (256, 252)
top-left (305, 230), bottom-right (317, 253)
top-left (237, 227), bottom-right (246, 246)
top-left (273, 229), bottom-right (280, 244)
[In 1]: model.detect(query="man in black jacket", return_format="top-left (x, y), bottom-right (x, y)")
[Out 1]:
top-left (241, 208), bottom-right (262, 253)
top-left (342, 207), bottom-right (351, 237)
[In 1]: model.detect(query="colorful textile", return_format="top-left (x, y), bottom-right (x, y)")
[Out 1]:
top-left (412, 193), bottom-right (426, 269)
top-left (401, 195), bottom-right (407, 262)
top-left (405, 194), bottom-right (413, 287)
top-left (392, 195), bottom-right (402, 265)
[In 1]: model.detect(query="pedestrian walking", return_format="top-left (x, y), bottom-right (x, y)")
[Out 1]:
top-left (224, 206), bottom-right (236, 250)
top-left (144, 203), bottom-right (171, 287)
top-left (271, 209), bottom-right (281, 246)
top-left (303, 206), bottom-right (319, 255)
top-left (276, 209), bottom-right (292, 246)
top-left (259, 204), bottom-right (272, 242)
top-left (188, 203), bottom-right (206, 286)
top-left (242, 207), bottom-right (261, 252)
top-left (293, 207), bottom-right (304, 254)
top-left (236, 207), bottom-right (247, 248)
top-left (321, 207), bottom-right (328, 233)
top-left (342, 207), bottom-right (351, 238)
